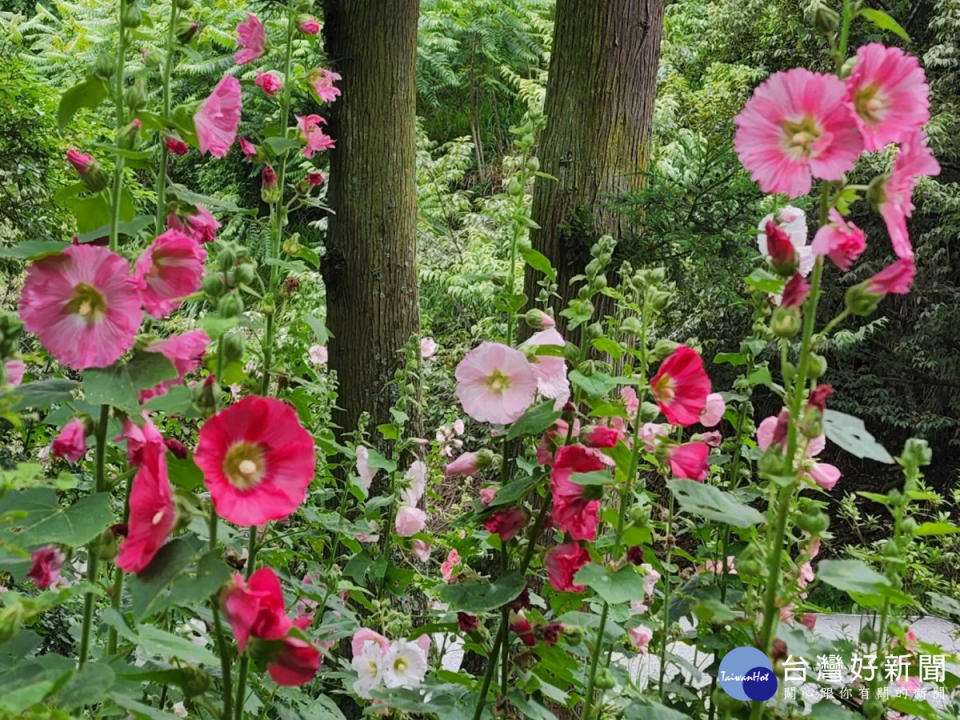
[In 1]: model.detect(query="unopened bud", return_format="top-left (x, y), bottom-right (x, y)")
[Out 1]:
top-left (771, 306), bottom-right (801, 338)
top-left (222, 332), bottom-right (245, 362)
top-left (217, 292), bottom-right (243, 318)
top-left (121, 1), bottom-right (142, 28)
top-left (845, 281), bottom-right (882, 316)
top-left (176, 20), bottom-right (200, 44)
top-left (66, 149), bottom-right (109, 193)
top-left (93, 52), bottom-right (115, 80)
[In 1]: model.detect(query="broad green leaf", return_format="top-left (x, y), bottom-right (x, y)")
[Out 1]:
top-left (568, 370), bottom-right (617, 398)
top-left (520, 247), bottom-right (555, 279)
top-left (0, 240), bottom-right (69, 260)
top-left (913, 522), bottom-right (960, 536)
top-left (127, 535), bottom-right (205, 618)
top-left (144, 385), bottom-right (193, 414)
top-left (0, 680), bottom-right (55, 713)
top-left (573, 564), bottom-right (646, 605)
top-left (0, 489), bottom-right (113, 549)
top-left (823, 410), bottom-right (894, 464)
top-left (58, 76), bottom-right (109, 131)
top-left (434, 571), bottom-right (525, 612)
top-left (2, 379), bottom-right (78, 411)
top-left (713, 352), bottom-right (746, 366)
top-left (624, 700), bottom-right (691, 720)
top-left (161, 551), bottom-right (232, 610)
top-left (111, 693), bottom-right (182, 720)
top-left (591, 337), bottom-right (624, 359)
top-left (103, 609), bottom-right (218, 665)
top-left (667, 479), bottom-right (764, 528)
top-left (808, 701), bottom-right (860, 719)
top-left (77, 215), bottom-right (155, 244)
top-left (168, 455), bottom-right (203, 490)
top-left (488, 474), bottom-right (540, 508)
top-left (888, 695), bottom-right (938, 720)
top-left (200, 315), bottom-right (238, 340)
top-left (82, 365), bottom-right (140, 415)
top-left (506, 400), bottom-right (561, 440)
top-left (817, 559), bottom-right (890, 596)
top-left (166, 183), bottom-right (243, 213)
top-left (50, 662), bottom-right (115, 710)
top-left (859, 8), bottom-right (910, 42)
top-left (126, 351), bottom-right (178, 391)
top-left (746, 268), bottom-right (784, 294)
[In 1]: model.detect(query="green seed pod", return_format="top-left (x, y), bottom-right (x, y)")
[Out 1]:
top-left (217, 292), bottom-right (243, 318)
top-left (525, 156), bottom-right (540, 172)
top-left (93, 52), bottom-right (115, 80)
top-left (217, 247), bottom-right (236, 273)
top-left (771, 306), bottom-right (801, 338)
top-left (235, 263), bottom-right (256, 286)
top-left (507, 177), bottom-right (523, 197)
top-left (202, 273), bottom-right (224, 298)
top-left (595, 668), bottom-right (615, 690)
top-left (121, 2), bottom-right (142, 28)
top-left (222, 332), bottom-right (245, 362)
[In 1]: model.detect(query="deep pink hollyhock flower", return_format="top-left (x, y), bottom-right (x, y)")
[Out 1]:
top-left (509, 611), bottom-right (536, 646)
top-left (536, 418), bottom-right (580, 465)
top-left (395, 505), bottom-right (426, 536)
top-left (545, 542), bottom-right (589, 592)
top-left (168, 204), bottom-right (221, 243)
top-left (807, 384), bottom-right (834, 411)
top-left (234, 14), bottom-right (265, 65)
top-left (876, 130), bottom-right (940, 259)
top-left (542, 622), bottom-right (564, 646)
top-left (440, 549), bottom-right (460, 583)
top-left (629, 625), bottom-right (653, 654)
top-left (801, 613), bottom-right (817, 631)
top-left (4, 359), bottom-right (25, 386)
top-left (238, 137), bottom-right (258, 161)
top-left (309, 68), bottom-right (342, 103)
top-left (867, 258), bottom-right (916, 296)
top-left (255, 70), bottom-right (283, 97)
top-left (306, 172), bottom-right (325, 187)
top-left (479, 486), bottom-right (497, 504)
top-left (194, 395), bottom-right (316, 526)
top-left (164, 437), bottom-right (189, 459)
top-left (299, 17), bottom-right (320, 35)
top-left (296, 114), bottom-right (336, 158)
top-left (66, 148), bottom-right (96, 176)
top-left (550, 444), bottom-right (609, 541)
top-left (668, 442), bottom-right (710, 481)
top-left (522, 329), bottom-right (571, 408)
top-left (268, 619), bottom-right (321, 687)
top-left (117, 415), bottom-right (165, 467)
top-left (756, 411), bottom-right (790, 451)
top-left (845, 43), bottom-right (929, 152)
top-left (19, 245), bottom-right (141, 370)
top-left (52, 417), bottom-right (86, 463)
top-left (351, 627), bottom-right (389, 658)
top-left (650, 346), bottom-right (711, 426)
top-left (27, 545), bottom-right (64, 589)
top-left (195, 75), bottom-right (242, 158)
top-left (139, 330), bottom-right (210, 402)
top-left (411, 539), bottom-right (431, 562)
top-left (455, 342), bottom-right (537, 425)
top-left (757, 206), bottom-right (813, 277)
top-left (116, 435), bottom-right (176, 573)
top-left (584, 425), bottom-right (620, 448)
top-left (483, 507), bottom-right (526, 541)
top-left (133, 230), bottom-right (206, 318)
top-left (811, 209), bottom-right (866, 271)
top-left (781, 273), bottom-right (811, 309)
top-left (734, 69), bottom-right (863, 198)
top-left (458, 612), bottom-right (479, 633)
top-left (445, 452), bottom-right (479, 477)
top-left (763, 221), bottom-right (798, 275)
top-left (165, 135), bottom-right (190, 155)
top-left (262, 165), bottom-right (277, 188)
top-left (222, 567), bottom-right (291, 652)
top-left (699, 392), bottom-right (726, 428)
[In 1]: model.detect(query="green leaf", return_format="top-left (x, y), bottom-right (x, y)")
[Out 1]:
top-left (2, 379), bottom-right (78, 411)
top-left (823, 410), bottom-right (894, 464)
top-left (668, 479), bottom-right (764, 528)
top-left (913, 522), bottom-right (960, 536)
top-left (808, 700), bottom-right (861, 719)
top-left (434, 571), bottom-right (525, 612)
top-left (127, 535), bottom-right (205, 618)
top-left (0, 489), bottom-right (113, 549)
top-left (50, 662), bottom-right (115, 710)
top-left (77, 215), bottom-right (155, 244)
top-left (859, 8), bottom-right (910, 42)
top-left (82, 365), bottom-right (140, 415)
top-left (168, 455), bottom-right (204, 490)
top-left (111, 693), bottom-right (183, 720)
top-left (167, 183), bottom-right (243, 213)
top-left (520, 247), bottom-right (555, 279)
top-left (506, 400), bottom-right (561, 440)
top-left (200, 315), bottom-right (238, 340)
top-left (713, 352), bottom-right (746, 366)
top-left (591, 337), bottom-right (624, 359)
top-left (58, 76), bottom-right (109, 131)
top-left (102, 609), bottom-right (218, 666)
top-left (488, 474), bottom-right (540, 508)
top-left (0, 240), bottom-right (69, 260)
top-left (144, 385), bottom-right (193, 415)
top-left (568, 370), bottom-right (617, 398)
top-left (126, 351), bottom-right (178, 391)
top-left (817, 559), bottom-right (889, 596)
top-left (624, 699), bottom-right (691, 720)
top-left (573, 564), bottom-right (646, 605)
top-left (746, 268), bottom-right (784, 294)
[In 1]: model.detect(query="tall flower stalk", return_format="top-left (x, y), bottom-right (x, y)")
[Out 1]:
top-left (153, 0), bottom-right (181, 232)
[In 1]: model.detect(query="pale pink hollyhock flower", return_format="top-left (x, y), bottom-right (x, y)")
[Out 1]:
top-left (455, 342), bottom-right (537, 424)
top-left (355, 446), bottom-right (376, 492)
top-left (440, 549), bottom-right (461, 583)
top-left (239, 136), bottom-right (258, 161)
top-left (803, 434), bottom-right (841, 491)
top-left (19, 244), bottom-right (141, 370)
top-left (896, 675), bottom-right (923, 696)
top-left (52, 418), bottom-right (86, 463)
top-left (412, 539), bottom-right (431, 562)
top-left (234, 14), bottom-right (265, 65)
top-left (697, 430), bottom-right (723, 448)
top-left (308, 344), bottom-right (327, 366)
top-left (876, 130), bottom-right (940, 259)
top-left (255, 70), bottom-right (283, 97)
top-left (401, 460), bottom-right (427, 506)
top-left (168, 204), bottom-right (221, 243)
top-left (700, 556), bottom-right (737, 575)
top-left (420, 336), bottom-right (437, 359)
top-left (479, 486), bottom-right (497, 504)
top-left (757, 206), bottom-right (813, 276)
top-left (116, 433), bottom-right (176, 573)
top-left (165, 135), bottom-right (190, 155)
top-left (139, 330), bottom-right (210, 402)
top-left (299, 17), bottom-right (320, 34)
top-left (545, 542), bottom-right (589, 593)
top-left (352, 627), bottom-right (390, 658)
top-left (811, 209), bottom-right (866, 272)
top-left (395, 506), bottom-right (426, 537)
top-left (651, 346), bottom-right (711, 427)
top-left (699, 393), bottom-right (726, 427)
top-left (621, 386), bottom-right (639, 416)
top-left (4, 359), bottom-right (25, 386)
top-left (453, 418), bottom-right (465, 435)
top-left (309, 68), bottom-right (342, 103)
top-left (668, 442), bottom-right (710, 482)
top-left (628, 625), bottom-right (653, 654)
top-left (445, 452), bottom-right (480, 477)
top-left (734, 69), bottom-right (863, 198)
top-left (845, 43), bottom-right (929, 152)
top-left (483, 507), bottom-right (526, 541)
top-left (195, 75), bottom-right (242, 158)
top-left (640, 423), bottom-right (668, 451)
top-left (296, 115), bottom-right (335, 158)
top-left (27, 545), bottom-right (64, 589)
top-left (641, 564), bottom-right (660, 597)
top-left (522, 329), bottom-right (571, 409)
top-left (194, 396), bottom-right (316, 525)
top-left (134, 229), bottom-right (206, 318)
top-left (867, 258), bottom-right (916, 296)
top-left (116, 415), bottom-right (165, 467)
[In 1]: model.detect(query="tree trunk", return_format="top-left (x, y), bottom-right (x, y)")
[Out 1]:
top-left (525, 0), bottom-right (665, 327)
top-left (321, 0), bottom-right (420, 436)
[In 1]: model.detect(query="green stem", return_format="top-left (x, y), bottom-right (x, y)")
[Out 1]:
top-left (107, 470), bottom-right (135, 655)
top-left (78, 404), bottom-right (110, 667)
top-left (109, 21), bottom-right (127, 253)
top-left (658, 495), bottom-right (675, 698)
top-left (154, 0), bottom-right (180, 232)
top-left (260, 312), bottom-right (274, 396)
top-left (234, 526), bottom-right (258, 720)
top-left (209, 511), bottom-right (234, 719)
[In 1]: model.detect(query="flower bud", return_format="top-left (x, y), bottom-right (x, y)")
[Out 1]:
top-left (67, 149), bottom-right (110, 193)
top-left (176, 20), bottom-right (200, 44)
top-left (595, 669), bottom-right (616, 690)
top-left (844, 281), bottom-right (882, 316)
top-left (181, 666), bottom-right (211, 697)
top-left (175, 0), bottom-right (193, 9)
top-left (524, 308), bottom-right (555, 329)
top-left (771, 306), bottom-right (801, 338)
top-left (202, 273), bottom-right (224, 298)
top-left (764, 221), bottom-right (798, 276)
top-left (222, 332), bottom-right (245, 362)
top-left (282, 238), bottom-right (301, 256)
top-left (297, 15), bottom-right (320, 34)
top-left (808, 353), bottom-right (827, 379)
top-left (121, 1), bottom-right (142, 28)
top-left (508, 177), bottom-right (523, 196)
top-left (217, 247), bottom-right (237, 273)
top-left (192, 375), bottom-right (219, 415)
top-left (899, 438), bottom-right (932, 470)
top-left (807, 0), bottom-right (840, 35)
top-left (620, 316), bottom-right (644, 336)
top-left (562, 625), bottom-right (583, 645)
top-left (866, 174), bottom-right (889, 208)
top-left (98, 526), bottom-right (119, 560)
top-left (217, 292), bottom-right (243, 318)
top-left (650, 339), bottom-right (679, 362)
top-left (585, 322), bottom-right (603, 339)
top-left (639, 402), bottom-right (660, 423)
top-left (118, 118), bottom-right (142, 149)
top-left (757, 447), bottom-right (784, 476)
top-left (141, 47), bottom-right (162, 69)
top-left (859, 625), bottom-right (876, 644)
top-left (93, 52), bottom-right (115, 80)
top-left (235, 262), bottom-right (256, 286)
top-left (261, 165), bottom-right (280, 204)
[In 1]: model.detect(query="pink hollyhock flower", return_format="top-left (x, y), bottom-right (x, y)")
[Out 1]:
top-left (811, 209), bottom-right (866, 271)
top-left (306, 172), bottom-right (325, 187)
top-left (355, 521), bottom-right (379, 544)
top-left (896, 675), bottom-right (923, 696)
top-left (355, 446), bottom-right (376, 492)
top-left (699, 556), bottom-right (737, 575)
top-left (139, 330), bottom-right (210, 402)
top-left (309, 68), bottom-right (342, 103)
top-left (195, 75), bottom-right (242, 158)
top-left (699, 393), bottom-right (726, 428)
top-left (455, 342), bottom-right (538, 424)
top-left (876, 130), bottom-right (940, 259)
top-left (650, 346), bottom-right (711, 426)
top-left (52, 418), bottom-right (86, 463)
top-left (133, 230), bottom-right (206, 318)
top-left (308, 344), bottom-right (327, 366)
top-left (255, 70), bottom-right (283, 97)
top-left (440, 549), bottom-right (461, 583)
top-left (807, 384), bottom-right (834, 412)
top-left (234, 14), bottom-right (265, 65)
top-left (116, 434), bottom-right (176, 573)
top-left (401, 460), bottom-right (427, 507)
top-left (165, 135), bottom-right (190, 155)
top-left (239, 136), bottom-right (258, 161)
top-left (537, 418), bottom-right (580, 464)
top-left (668, 442), bottom-right (710, 481)
top-left (804, 434), bottom-right (841, 490)
top-left (845, 43), bottom-right (929, 152)
top-left (757, 206), bottom-right (813, 276)
top-left (411, 539), bottom-right (432, 562)
top-left (584, 425), bottom-right (620, 448)
top-left (4, 359), bottom-right (25, 386)
top-left (420, 336), bottom-right (437, 359)
top-left (352, 627), bottom-right (390, 658)
top-left (762, 221), bottom-right (798, 275)
top-left (66, 149), bottom-right (108, 192)
top-left (195, 395), bottom-right (316, 526)
top-left (697, 430), bottom-right (723, 448)
top-left (299, 17), bottom-right (320, 35)
top-left (483, 507), bottom-right (526, 541)
top-left (19, 245), bottom-right (141, 370)
top-left (734, 68), bottom-right (863, 198)
top-left (522, 329), bottom-right (571, 409)
top-left (801, 614), bottom-right (817, 631)
top-left (27, 545), bottom-right (64, 589)
top-left (867, 258), bottom-right (916, 296)
top-left (621, 386), bottom-right (639, 415)
top-left (296, 115), bottom-right (335, 158)
top-left (168, 204), bottom-right (221, 243)
top-left (223, 567), bottom-right (290, 652)
top-left (509, 610), bottom-right (536, 646)
top-left (781, 273), bottom-right (811, 308)
top-left (445, 452), bottom-right (479, 477)
top-left (116, 415), bottom-right (165, 467)
top-left (550, 444), bottom-right (609, 541)
top-left (640, 422), bottom-right (668, 451)
top-left (545, 542), bottom-right (589, 592)
top-left (395, 506), bottom-right (426, 537)
top-left (479, 486), bottom-right (497, 504)
top-left (756, 411), bottom-right (790, 452)
top-left (629, 625), bottom-right (653, 654)
top-left (269, 626), bottom-right (321, 686)
top-left (642, 564), bottom-right (661, 596)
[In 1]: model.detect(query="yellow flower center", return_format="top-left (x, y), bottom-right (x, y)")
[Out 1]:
top-left (782, 116), bottom-right (822, 158)
top-left (393, 657), bottom-right (408, 673)
top-left (653, 374), bottom-right (675, 404)
top-left (854, 85), bottom-right (887, 123)
top-left (486, 369), bottom-right (511, 395)
top-left (223, 442), bottom-right (267, 490)
top-left (67, 283), bottom-right (106, 324)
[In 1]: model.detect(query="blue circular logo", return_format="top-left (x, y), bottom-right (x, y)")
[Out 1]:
top-left (717, 647), bottom-right (778, 702)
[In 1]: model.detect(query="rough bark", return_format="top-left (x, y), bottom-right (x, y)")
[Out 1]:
top-left (321, 0), bottom-right (420, 436)
top-left (525, 0), bottom-right (665, 326)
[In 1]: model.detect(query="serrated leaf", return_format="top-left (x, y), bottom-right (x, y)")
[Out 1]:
top-left (506, 400), bottom-right (561, 440)
top-left (667, 479), bottom-right (764, 528)
top-left (823, 410), bottom-right (893, 464)
top-left (434, 571), bottom-right (525, 612)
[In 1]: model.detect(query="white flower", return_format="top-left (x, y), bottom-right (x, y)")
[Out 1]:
top-left (400, 460), bottom-right (427, 507)
top-left (309, 344), bottom-right (328, 366)
top-left (351, 640), bottom-right (385, 699)
top-left (355, 446), bottom-right (376, 492)
top-left (382, 640), bottom-right (428, 689)
top-left (172, 701), bottom-right (188, 718)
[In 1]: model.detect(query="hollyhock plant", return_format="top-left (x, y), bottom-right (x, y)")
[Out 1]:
top-left (521, 329), bottom-right (571, 408)
top-left (483, 507), bottom-right (526, 541)
top-left (165, 135), bottom-right (190, 155)
top-left (309, 68), bottom-right (342, 103)
top-left (867, 257), bottom-right (916, 296)
top-left (117, 415), bottom-right (165, 467)
top-left (546, 542), bottom-right (590, 592)
top-left (811, 209), bottom-right (866, 271)
top-left (845, 43), bottom-right (929, 152)
top-left (440, 549), bottom-right (461, 582)
top-left (195, 75), bottom-right (242, 159)
top-left (222, 567), bottom-right (290, 651)
top-left (296, 114), bottom-right (335, 158)
top-left (133, 230), bottom-right (206, 318)
top-left (268, 618), bottom-right (322, 687)
top-left (550, 444), bottom-right (609, 541)
top-left (756, 416), bottom-right (841, 490)
top-left (234, 13), bottom-right (266, 65)
top-left (194, 395), bottom-right (316, 526)
top-left (650, 346), bottom-right (711, 426)
top-left (455, 342), bottom-right (537, 424)
top-left (699, 393), bottom-right (726, 427)
top-left (19, 244), bottom-right (141, 370)
top-left (629, 625), bottom-right (653, 654)
top-left (139, 330), bottom-right (210, 402)
top-left (27, 545), bottom-right (64, 589)
top-left (382, 640), bottom-right (428, 689)
top-left (168, 204), bottom-right (221, 243)
top-left (734, 68), bottom-right (862, 197)
top-left (52, 418), bottom-right (86, 463)
top-left (255, 70), bottom-right (283, 97)
top-left (875, 130), bottom-right (940, 259)
top-left (116, 436), bottom-right (176, 573)
top-left (668, 442), bottom-right (710, 481)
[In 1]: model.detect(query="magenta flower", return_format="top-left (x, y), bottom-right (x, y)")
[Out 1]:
top-left (550, 444), bottom-right (609, 541)
top-left (239, 137), bottom-right (258, 161)
top-left (309, 68), bottom-right (342, 103)
top-left (66, 148), bottom-right (108, 192)
top-left (756, 415), bottom-right (840, 490)
top-left (165, 135), bottom-right (190, 156)
top-left (781, 274), bottom-right (811, 308)
top-left (116, 434), bottom-right (176, 573)
top-left (139, 330), bottom-right (210, 402)
top-left (195, 75), bottom-right (242, 158)
top-left (650, 346), bottom-right (711, 427)
top-left (168, 204), bottom-right (221, 243)
top-left (234, 14), bottom-right (265, 66)
top-left (134, 230), bottom-right (206, 318)
top-left (19, 245), bottom-right (141, 370)
top-left (811, 209), bottom-right (866, 271)
top-left (868, 258), bottom-right (916, 296)
top-left (116, 415), bottom-right (165, 467)
top-left (483, 507), bottom-right (526, 541)
top-left (876, 130), bottom-right (940, 259)
top-left (4, 359), bottom-right (24, 386)
top-left (27, 545), bottom-right (64, 589)
top-left (545, 542), bottom-right (589, 593)
top-left (734, 68), bottom-right (863, 197)
top-left (757, 206), bottom-right (813, 276)
top-left (255, 70), bottom-right (283, 97)
top-left (845, 43), bottom-right (929, 152)
top-left (455, 342), bottom-right (537, 424)
top-left (440, 549), bottom-right (461, 583)
top-left (223, 568), bottom-right (290, 652)
top-left (306, 171), bottom-right (325, 187)
top-left (296, 114), bottom-right (335, 158)
top-left (668, 442), bottom-right (710, 482)
top-left (298, 17), bottom-right (320, 35)
top-left (52, 417), bottom-right (87, 463)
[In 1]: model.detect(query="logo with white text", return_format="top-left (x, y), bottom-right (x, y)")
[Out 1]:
top-left (718, 646), bottom-right (778, 702)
